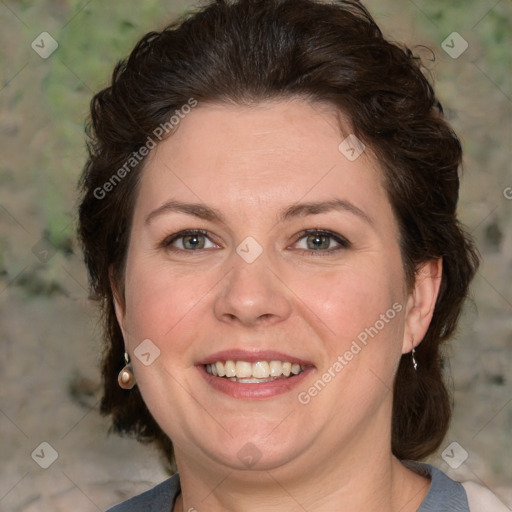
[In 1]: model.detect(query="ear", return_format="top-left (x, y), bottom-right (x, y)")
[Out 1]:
top-left (402, 258), bottom-right (443, 354)
top-left (109, 266), bottom-right (127, 336)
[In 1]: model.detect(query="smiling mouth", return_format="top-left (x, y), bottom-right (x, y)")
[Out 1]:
top-left (204, 360), bottom-right (305, 383)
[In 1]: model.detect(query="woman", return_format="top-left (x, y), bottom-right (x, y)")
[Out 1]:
top-left (78, 0), bottom-right (505, 510)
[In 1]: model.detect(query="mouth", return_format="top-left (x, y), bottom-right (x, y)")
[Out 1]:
top-left (204, 360), bottom-right (306, 383)
top-left (197, 350), bottom-right (314, 399)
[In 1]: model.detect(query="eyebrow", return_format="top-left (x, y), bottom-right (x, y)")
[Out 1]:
top-left (145, 200), bottom-right (225, 225)
top-left (144, 198), bottom-right (373, 226)
top-left (280, 199), bottom-right (373, 225)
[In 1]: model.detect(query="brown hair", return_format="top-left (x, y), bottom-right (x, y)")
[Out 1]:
top-left (78, 0), bottom-right (480, 468)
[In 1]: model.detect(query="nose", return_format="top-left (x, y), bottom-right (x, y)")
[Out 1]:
top-left (213, 253), bottom-right (293, 327)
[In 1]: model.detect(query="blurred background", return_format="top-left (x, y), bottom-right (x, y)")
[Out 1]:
top-left (0, 0), bottom-right (510, 510)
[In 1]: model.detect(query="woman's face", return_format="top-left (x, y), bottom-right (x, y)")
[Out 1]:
top-left (115, 99), bottom-right (438, 476)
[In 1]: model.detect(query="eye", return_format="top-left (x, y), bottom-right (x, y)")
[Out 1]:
top-left (292, 229), bottom-right (350, 253)
top-left (163, 230), bottom-right (218, 251)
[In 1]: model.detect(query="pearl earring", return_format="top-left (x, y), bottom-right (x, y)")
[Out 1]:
top-left (118, 352), bottom-right (136, 389)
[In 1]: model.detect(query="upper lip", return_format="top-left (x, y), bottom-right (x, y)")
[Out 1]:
top-left (197, 349), bottom-right (314, 367)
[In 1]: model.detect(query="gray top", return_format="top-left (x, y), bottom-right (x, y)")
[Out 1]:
top-left (106, 462), bottom-right (470, 511)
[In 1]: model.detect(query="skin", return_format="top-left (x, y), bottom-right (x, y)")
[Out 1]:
top-left (113, 99), bottom-right (442, 512)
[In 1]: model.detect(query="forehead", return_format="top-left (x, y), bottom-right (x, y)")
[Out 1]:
top-left (135, 99), bottom-right (390, 224)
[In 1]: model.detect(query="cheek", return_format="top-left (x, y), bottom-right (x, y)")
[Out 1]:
top-left (289, 261), bottom-right (407, 407)
top-left (297, 269), bottom-right (405, 404)
top-left (121, 255), bottom-right (215, 353)
top-left (291, 262), bottom-right (404, 346)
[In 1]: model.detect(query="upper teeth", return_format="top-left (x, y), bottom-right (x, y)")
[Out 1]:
top-left (205, 360), bottom-right (304, 379)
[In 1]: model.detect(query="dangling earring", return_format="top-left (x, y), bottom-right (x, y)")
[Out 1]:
top-left (118, 352), bottom-right (136, 389)
top-left (411, 347), bottom-right (418, 371)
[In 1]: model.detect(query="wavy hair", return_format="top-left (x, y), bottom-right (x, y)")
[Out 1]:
top-left (78, 0), bottom-right (480, 468)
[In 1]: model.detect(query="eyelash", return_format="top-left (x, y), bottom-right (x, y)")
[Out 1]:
top-left (161, 229), bottom-right (351, 255)
top-left (161, 229), bottom-right (214, 251)
top-left (292, 229), bottom-right (351, 255)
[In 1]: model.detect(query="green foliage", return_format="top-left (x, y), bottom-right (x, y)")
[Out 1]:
top-left (413, 0), bottom-right (510, 87)
top-left (10, 0), bottom-right (510, 279)
top-left (19, 1), bottom-right (186, 264)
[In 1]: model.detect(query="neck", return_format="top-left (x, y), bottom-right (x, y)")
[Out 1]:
top-left (172, 408), bottom-right (430, 512)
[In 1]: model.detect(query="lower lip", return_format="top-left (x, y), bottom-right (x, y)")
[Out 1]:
top-left (197, 365), bottom-right (314, 399)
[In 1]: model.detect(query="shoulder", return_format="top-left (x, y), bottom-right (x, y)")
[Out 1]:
top-left (405, 461), bottom-right (509, 512)
top-left (105, 474), bottom-right (181, 512)
top-left (461, 480), bottom-right (510, 512)
top-left (411, 462), bottom-right (470, 512)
